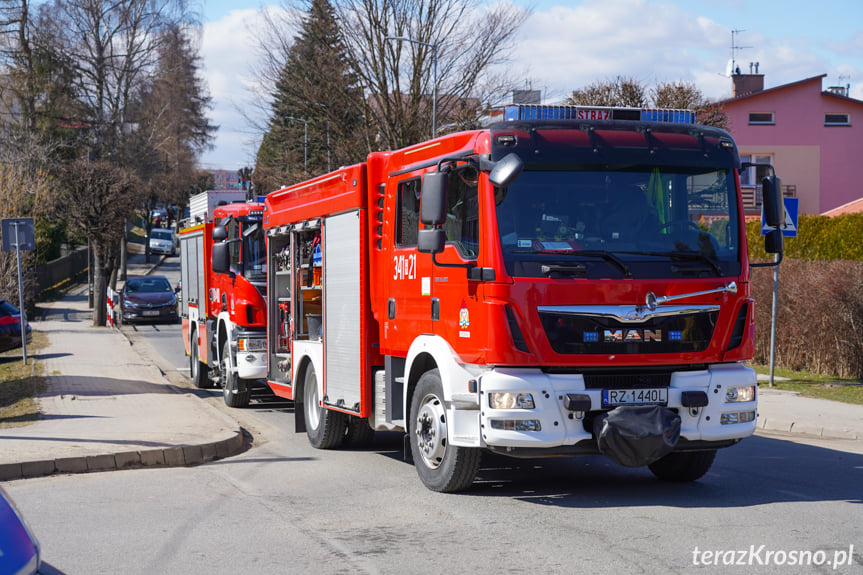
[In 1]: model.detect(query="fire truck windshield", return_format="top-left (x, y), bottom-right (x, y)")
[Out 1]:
top-left (242, 223), bottom-right (266, 281)
top-left (494, 166), bottom-right (741, 279)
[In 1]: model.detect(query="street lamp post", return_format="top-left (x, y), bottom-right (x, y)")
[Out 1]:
top-left (386, 35), bottom-right (438, 139)
top-left (285, 116), bottom-right (308, 173)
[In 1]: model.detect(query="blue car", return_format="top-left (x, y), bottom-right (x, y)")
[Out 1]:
top-left (0, 299), bottom-right (32, 353)
top-left (0, 485), bottom-right (40, 575)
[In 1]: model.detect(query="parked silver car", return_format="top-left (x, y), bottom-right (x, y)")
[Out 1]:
top-left (148, 228), bottom-right (178, 256)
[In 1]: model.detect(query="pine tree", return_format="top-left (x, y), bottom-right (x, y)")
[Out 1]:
top-left (254, 0), bottom-right (365, 193)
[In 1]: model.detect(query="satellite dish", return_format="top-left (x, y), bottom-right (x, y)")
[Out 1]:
top-left (725, 59), bottom-right (735, 77)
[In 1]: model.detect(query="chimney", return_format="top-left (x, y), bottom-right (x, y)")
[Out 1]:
top-left (732, 63), bottom-right (764, 97)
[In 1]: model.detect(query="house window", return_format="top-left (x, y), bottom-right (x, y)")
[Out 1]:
top-left (825, 113), bottom-right (850, 126)
top-left (396, 178), bottom-right (421, 247)
top-left (739, 154), bottom-right (773, 210)
top-left (748, 112), bottom-right (775, 125)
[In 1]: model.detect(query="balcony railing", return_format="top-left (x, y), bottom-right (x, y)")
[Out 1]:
top-left (742, 184), bottom-right (796, 215)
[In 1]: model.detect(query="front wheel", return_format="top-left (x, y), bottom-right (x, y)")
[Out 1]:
top-left (221, 340), bottom-right (250, 407)
top-left (648, 449), bottom-right (717, 482)
top-left (409, 370), bottom-right (481, 493)
top-left (190, 332), bottom-right (209, 389)
top-left (303, 363), bottom-right (345, 449)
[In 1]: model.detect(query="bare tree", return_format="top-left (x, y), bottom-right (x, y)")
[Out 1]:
top-left (336, 0), bottom-right (529, 148)
top-left (0, 136), bottom-right (54, 304)
top-left (566, 76), bottom-right (648, 108)
top-left (652, 80), bottom-right (728, 129)
top-left (58, 160), bottom-right (141, 326)
top-left (37, 0), bottom-right (192, 160)
top-left (252, 0), bottom-right (529, 158)
top-left (566, 77), bottom-right (728, 129)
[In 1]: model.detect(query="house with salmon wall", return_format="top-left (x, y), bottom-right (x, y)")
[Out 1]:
top-left (718, 72), bottom-right (863, 215)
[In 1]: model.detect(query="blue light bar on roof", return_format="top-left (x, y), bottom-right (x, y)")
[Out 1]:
top-left (503, 105), bottom-right (695, 124)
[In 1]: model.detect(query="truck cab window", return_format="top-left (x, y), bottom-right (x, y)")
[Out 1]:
top-left (396, 178), bottom-right (420, 247)
top-left (228, 218), bottom-right (240, 272)
top-left (444, 166), bottom-right (479, 258)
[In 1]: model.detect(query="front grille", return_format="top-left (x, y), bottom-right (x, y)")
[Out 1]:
top-left (583, 372), bottom-right (672, 389)
top-left (539, 310), bottom-right (718, 355)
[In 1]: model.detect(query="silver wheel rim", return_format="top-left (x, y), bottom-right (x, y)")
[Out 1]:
top-left (305, 370), bottom-right (321, 431)
top-left (222, 345), bottom-right (234, 399)
top-left (190, 338), bottom-right (198, 379)
top-left (415, 393), bottom-right (447, 469)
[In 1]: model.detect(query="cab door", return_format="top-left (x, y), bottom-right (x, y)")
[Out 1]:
top-left (382, 176), bottom-right (433, 356)
top-left (428, 166), bottom-right (483, 359)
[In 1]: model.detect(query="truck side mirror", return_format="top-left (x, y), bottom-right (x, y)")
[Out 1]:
top-left (212, 225), bottom-right (227, 241)
top-left (212, 242), bottom-right (230, 274)
top-left (421, 171), bottom-right (448, 226)
top-left (488, 153), bottom-right (524, 188)
top-left (417, 228), bottom-right (445, 254)
top-left (761, 175), bottom-right (784, 228)
top-left (764, 229), bottom-right (784, 255)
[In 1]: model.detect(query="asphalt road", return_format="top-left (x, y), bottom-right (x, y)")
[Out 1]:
top-left (7, 410), bottom-right (863, 574)
top-left (7, 256), bottom-right (862, 574)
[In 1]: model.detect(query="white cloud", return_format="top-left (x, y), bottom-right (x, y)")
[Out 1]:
top-left (197, 0), bottom-right (863, 169)
top-left (513, 0), bottom-right (732, 102)
top-left (199, 7), bottom-right (272, 170)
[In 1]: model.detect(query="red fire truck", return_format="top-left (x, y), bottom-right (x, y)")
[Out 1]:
top-left (262, 105), bottom-right (785, 492)
top-left (179, 191), bottom-right (267, 407)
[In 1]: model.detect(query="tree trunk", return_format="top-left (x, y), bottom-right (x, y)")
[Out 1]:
top-left (91, 241), bottom-right (108, 326)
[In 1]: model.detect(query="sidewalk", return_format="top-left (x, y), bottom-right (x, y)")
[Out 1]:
top-left (1, 249), bottom-right (862, 482)
top-left (757, 383), bottom-right (863, 440)
top-left (0, 248), bottom-right (243, 482)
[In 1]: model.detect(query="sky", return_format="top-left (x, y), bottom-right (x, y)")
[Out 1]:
top-left (196, 0), bottom-right (863, 171)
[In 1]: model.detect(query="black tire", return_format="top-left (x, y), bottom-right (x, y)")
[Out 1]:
top-left (648, 449), bottom-right (717, 482)
top-left (190, 332), bottom-right (209, 389)
top-left (303, 363), bottom-right (346, 449)
top-left (221, 339), bottom-right (250, 407)
top-left (343, 416), bottom-right (375, 448)
top-left (409, 369), bottom-right (481, 493)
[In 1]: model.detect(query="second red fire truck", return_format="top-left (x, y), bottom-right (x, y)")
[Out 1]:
top-left (261, 105), bottom-right (785, 492)
top-left (179, 191), bottom-right (268, 407)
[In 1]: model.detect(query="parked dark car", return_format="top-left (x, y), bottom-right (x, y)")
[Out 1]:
top-left (0, 299), bottom-right (32, 353)
top-left (0, 485), bottom-right (40, 575)
top-left (118, 275), bottom-right (179, 324)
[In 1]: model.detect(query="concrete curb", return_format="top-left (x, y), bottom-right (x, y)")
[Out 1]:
top-left (0, 430), bottom-right (245, 482)
top-left (757, 418), bottom-right (861, 440)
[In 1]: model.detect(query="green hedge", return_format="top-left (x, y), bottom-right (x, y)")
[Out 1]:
top-left (746, 213), bottom-right (863, 261)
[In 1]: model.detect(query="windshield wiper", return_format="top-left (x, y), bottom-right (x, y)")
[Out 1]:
top-left (541, 264), bottom-right (587, 278)
top-left (511, 249), bottom-right (632, 277)
top-left (620, 251), bottom-right (723, 276)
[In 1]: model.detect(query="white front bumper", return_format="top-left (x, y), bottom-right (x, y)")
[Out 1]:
top-left (236, 351), bottom-right (267, 380)
top-left (450, 363), bottom-right (757, 449)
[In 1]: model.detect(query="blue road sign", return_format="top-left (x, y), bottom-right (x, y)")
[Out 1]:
top-left (761, 197), bottom-right (799, 237)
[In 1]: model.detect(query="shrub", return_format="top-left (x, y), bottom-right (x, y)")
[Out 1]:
top-left (750, 259), bottom-right (863, 379)
top-left (747, 213), bottom-right (863, 262)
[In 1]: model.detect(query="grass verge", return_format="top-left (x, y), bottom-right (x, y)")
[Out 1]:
top-left (0, 330), bottom-right (47, 428)
top-left (750, 364), bottom-right (863, 405)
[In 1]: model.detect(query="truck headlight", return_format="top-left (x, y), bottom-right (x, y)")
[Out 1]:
top-left (238, 338), bottom-right (266, 352)
top-left (725, 385), bottom-right (756, 403)
top-left (488, 392), bottom-right (535, 409)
